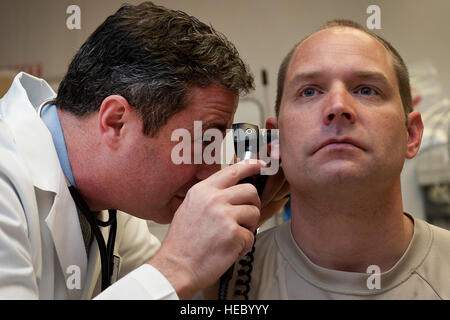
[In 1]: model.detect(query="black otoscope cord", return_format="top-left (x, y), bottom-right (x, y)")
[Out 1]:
top-left (218, 230), bottom-right (257, 300)
top-left (68, 186), bottom-right (117, 291)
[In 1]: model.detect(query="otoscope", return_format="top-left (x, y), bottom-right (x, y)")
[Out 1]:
top-left (218, 123), bottom-right (271, 300)
top-left (231, 123), bottom-right (271, 194)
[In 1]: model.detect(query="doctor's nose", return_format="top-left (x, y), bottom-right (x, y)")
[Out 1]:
top-left (323, 84), bottom-right (357, 126)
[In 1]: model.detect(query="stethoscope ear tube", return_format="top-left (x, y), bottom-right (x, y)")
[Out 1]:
top-left (68, 186), bottom-right (117, 291)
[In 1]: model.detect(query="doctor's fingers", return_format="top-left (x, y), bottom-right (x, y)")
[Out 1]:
top-left (207, 160), bottom-right (267, 189)
top-left (234, 222), bottom-right (257, 258)
top-left (222, 183), bottom-right (261, 209)
top-left (216, 206), bottom-right (258, 258)
top-left (224, 204), bottom-right (261, 234)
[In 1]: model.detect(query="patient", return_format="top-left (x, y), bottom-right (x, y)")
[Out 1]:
top-left (230, 20), bottom-right (450, 300)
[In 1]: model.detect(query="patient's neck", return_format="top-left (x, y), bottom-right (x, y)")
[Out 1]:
top-left (289, 179), bottom-right (414, 273)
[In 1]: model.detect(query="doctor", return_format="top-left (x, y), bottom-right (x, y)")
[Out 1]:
top-left (0, 2), bottom-right (284, 299)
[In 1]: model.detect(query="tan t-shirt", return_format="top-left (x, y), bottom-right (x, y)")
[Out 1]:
top-left (229, 214), bottom-right (450, 300)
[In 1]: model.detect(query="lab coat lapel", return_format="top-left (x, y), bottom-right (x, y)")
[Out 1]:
top-left (0, 72), bottom-right (60, 192)
top-left (82, 229), bottom-right (101, 299)
top-left (45, 179), bottom-right (88, 300)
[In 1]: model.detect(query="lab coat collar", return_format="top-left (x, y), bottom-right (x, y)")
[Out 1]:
top-left (0, 72), bottom-right (59, 193)
top-left (0, 72), bottom-right (89, 299)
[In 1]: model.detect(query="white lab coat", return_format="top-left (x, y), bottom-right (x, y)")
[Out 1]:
top-left (0, 72), bottom-right (175, 299)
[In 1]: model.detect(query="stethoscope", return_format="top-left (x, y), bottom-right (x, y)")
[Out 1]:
top-left (38, 100), bottom-right (117, 291)
top-left (68, 186), bottom-right (117, 291)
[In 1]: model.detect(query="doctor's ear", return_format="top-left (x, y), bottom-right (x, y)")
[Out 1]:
top-left (98, 95), bottom-right (133, 149)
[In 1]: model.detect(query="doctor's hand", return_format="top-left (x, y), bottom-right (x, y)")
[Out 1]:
top-left (147, 160), bottom-right (266, 299)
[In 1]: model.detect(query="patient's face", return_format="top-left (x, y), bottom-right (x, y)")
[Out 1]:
top-left (277, 27), bottom-right (409, 194)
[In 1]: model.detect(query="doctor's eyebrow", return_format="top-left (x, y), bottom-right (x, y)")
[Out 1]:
top-left (202, 122), bottom-right (228, 134)
top-left (190, 122), bottom-right (228, 142)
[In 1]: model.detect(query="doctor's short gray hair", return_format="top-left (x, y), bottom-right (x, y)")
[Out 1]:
top-left (55, 1), bottom-right (254, 136)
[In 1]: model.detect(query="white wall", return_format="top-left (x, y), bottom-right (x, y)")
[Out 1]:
top-left (2, 0), bottom-right (450, 110)
top-left (2, 0), bottom-right (450, 229)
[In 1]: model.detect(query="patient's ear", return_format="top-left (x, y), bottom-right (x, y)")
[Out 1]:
top-left (265, 117), bottom-right (279, 159)
top-left (98, 95), bottom-right (132, 150)
top-left (266, 117), bottom-right (278, 131)
top-left (405, 111), bottom-right (424, 159)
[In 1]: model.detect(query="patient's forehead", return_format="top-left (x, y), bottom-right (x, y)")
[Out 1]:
top-left (286, 27), bottom-right (395, 81)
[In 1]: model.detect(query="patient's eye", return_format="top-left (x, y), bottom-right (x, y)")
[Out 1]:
top-left (358, 87), bottom-right (377, 96)
top-left (301, 88), bottom-right (317, 97)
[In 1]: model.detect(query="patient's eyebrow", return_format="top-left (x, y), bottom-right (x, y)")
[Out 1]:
top-left (351, 71), bottom-right (391, 86)
top-left (287, 71), bottom-right (324, 88)
top-left (287, 70), bottom-right (393, 88)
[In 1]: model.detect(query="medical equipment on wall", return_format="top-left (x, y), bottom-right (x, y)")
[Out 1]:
top-left (415, 98), bottom-right (450, 227)
top-left (408, 60), bottom-right (450, 228)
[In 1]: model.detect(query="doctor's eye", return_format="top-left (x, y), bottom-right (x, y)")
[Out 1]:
top-left (202, 134), bottom-right (219, 146)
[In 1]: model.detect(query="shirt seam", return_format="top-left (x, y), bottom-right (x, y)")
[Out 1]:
top-left (411, 271), bottom-right (443, 300)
